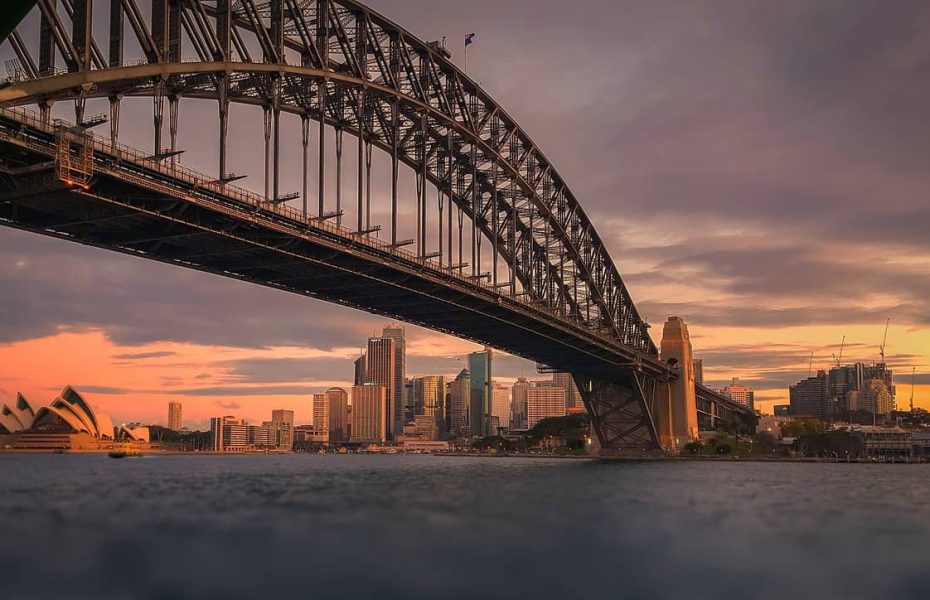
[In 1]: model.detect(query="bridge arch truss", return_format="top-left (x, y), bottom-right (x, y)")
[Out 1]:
top-left (1, 0), bottom-right (655, 356)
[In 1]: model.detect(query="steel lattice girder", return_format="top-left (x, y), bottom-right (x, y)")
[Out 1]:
top-left (0, 0), bottom-right (656, 356)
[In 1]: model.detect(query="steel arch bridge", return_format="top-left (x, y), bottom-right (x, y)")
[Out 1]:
top-left (0, 0), bottom-right (677, 451)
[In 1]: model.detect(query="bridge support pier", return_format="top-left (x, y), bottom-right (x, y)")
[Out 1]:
top-left (573, 373), bottom-right (664, 455)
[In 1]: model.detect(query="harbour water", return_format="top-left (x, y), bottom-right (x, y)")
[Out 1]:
top-left (1, 454), bottom-right (929, 599)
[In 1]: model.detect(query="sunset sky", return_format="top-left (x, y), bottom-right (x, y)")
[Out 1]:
top-left (1, 0), bottom-right (928, 429)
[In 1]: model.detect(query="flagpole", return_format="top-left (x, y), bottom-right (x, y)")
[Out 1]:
top-left (464, 32), bottom-right (468, 74)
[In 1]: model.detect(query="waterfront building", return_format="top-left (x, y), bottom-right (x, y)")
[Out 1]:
top-left (5, 387), bottom-right (117, 450)
top-left (382, 324), bottom-right (407, 439)
top-left (693, 359), bottom-right (704, 386)
top-left (412, 414), bottom-right (439, 440)
top-left (789, 371), bottom-right (829, 418)
top-left (527, 385), bottom-right (566, 428)
top-left (351, 383), bottom-right (388, 442)
top-left (271, 409), bottom-right (295, 450)
top-left (366, 336), bottom-right (396, 439)
top-left (293, 424), bottom-right (328, 444)
top-left (468, 348), bottom-right (493, 437)
top-left (491, 381), bottom-right (510, 430)
top-left (118, 423), bottom-right (151, 443)
top-left (720, 378), bottom-right (755, 410)
top-left (313, 388), bottom-right (349, 442)
top-left (448, 369), bottom-right (471, 437)
top-left (247, 423), bottom-right (276, 447)
top-left (511, 377), bottom-right (529, 430)
top-left (0, 393), bottom-right (36, 434)
top-left (211, 416), bottom-right (249, 452)
top-left (168, 401), bottom-right (182, 431)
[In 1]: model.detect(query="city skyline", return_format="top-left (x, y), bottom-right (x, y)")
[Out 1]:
top-left (1, 0), bottom-right (928, 427)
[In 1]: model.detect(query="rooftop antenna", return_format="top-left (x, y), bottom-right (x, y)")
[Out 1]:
top-left (808, 350), bottom-right (814, 378)
top-left (879, 318), bottom-right (890, 365)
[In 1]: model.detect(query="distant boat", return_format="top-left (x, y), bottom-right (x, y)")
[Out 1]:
top-left (109, 443), bottom-right (142, 459)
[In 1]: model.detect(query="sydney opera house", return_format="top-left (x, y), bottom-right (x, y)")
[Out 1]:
top-left (0, 386), bottom-right (147, 450)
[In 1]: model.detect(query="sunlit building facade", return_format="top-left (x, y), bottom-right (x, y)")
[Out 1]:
top-left (168, 401), bottom-right (182, 431)
top-left (382, 324), bottom-right (406, 440)
top-left (351, 383), bottom-right (388, 443)
top-left (313, 387), bottom-right (349, 442)
top-left (492, 381), bottom-right (510, 430)
top-left (6, 387), bottom-right (116, 450)
top-left (527, 385), bottom-right (566, 429)
top-left (366, 336), bottom-right (396, 439)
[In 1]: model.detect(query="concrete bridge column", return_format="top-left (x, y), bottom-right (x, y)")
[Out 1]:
top-left (659, 316), bottom-right (699, 449)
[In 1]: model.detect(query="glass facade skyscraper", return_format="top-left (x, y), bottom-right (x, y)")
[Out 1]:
top-left (468, 348), bottom-right (492, 437)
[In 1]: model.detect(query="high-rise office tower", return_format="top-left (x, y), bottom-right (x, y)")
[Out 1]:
top-left (271, 409), bottom-right (294, 427)
top-left (414, 376), bottom-right (446, 419)
top-left (271, 409), bottom-right (295, 450)
top-left (468, 348), bottom-right (492, 437)
top-left (693, 359), bottom-right (704, 387)
top-left (527, 385), bottom-right (566, 428)
top-left (366, 336), bottom-right (396, 439)
top-left (789, 370), bottom-right (829, 418)
top-left (720, 378), bottom-right (754, 410)
top-left (210, 416), bottom-right (249, 451)
top-left (168, 401), bottom-right (182, 431)
top-left (405, 378), bottom-right (416, 423)
top-left (351, 384), bottom-right (387, 442)
top-left (382, 325), bottom-right (406, 437)
top-left (552, 372), bottom-right (584, 412)
top-left (492, 381), bottom-right (510, 429)
top-left (511, 377), bottom-right (529, 429)
top-left (354, 352), bottom-right (367, 386)
top-left (313, 388), bottom-right (349, 442)
top-left (449, 368), bottom-right (471, 437)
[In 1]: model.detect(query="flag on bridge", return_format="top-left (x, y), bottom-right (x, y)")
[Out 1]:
top-left (464, 33), bottom-right (476, 47)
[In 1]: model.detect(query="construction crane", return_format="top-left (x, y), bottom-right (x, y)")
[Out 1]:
top-left (832, 335), bottom-right (846, 368)
top-left (911, 367), bottom-right (917, 413)
top-left (879, 318), bottom-right (891, 365)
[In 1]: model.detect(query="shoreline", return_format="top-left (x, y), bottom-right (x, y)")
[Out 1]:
top-left (1, 449), bottom-right (926, 463)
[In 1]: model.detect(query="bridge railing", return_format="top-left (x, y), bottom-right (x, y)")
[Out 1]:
top-left (0, 106), bottom-right (595, 334)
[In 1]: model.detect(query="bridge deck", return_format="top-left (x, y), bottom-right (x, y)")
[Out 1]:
top-left (0, 108), bottom-right (669, 383)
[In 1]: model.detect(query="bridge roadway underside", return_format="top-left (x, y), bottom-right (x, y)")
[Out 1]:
top-left (0, 156), bottom-right (666, 397)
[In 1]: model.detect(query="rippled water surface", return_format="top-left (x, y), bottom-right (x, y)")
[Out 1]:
top-left (1, 454), bottom-right (929, 599)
